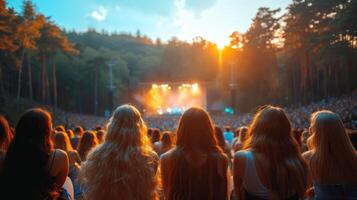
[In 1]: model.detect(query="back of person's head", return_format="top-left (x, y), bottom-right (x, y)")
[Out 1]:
top-left (96, 130), bottom-right (105, 143)
top-left (239, 126), bottom-right (248, 143)
top-left (161, 131), bottom-right (174, 152)
top-left (245, 105), bottom-right (307, 198)
top-left (54, 131), bottom-right (73, 152)
top-left (66, 129), bottom-right (74, 138)
top-left (95, 125), bottom-right (102, 131)
top-left (214, 126), bottom-right (225, 150)
top-left (80, 104), bottom-right (159, 200)
top-left (293, 128), bottom-right (303, 147)
top-left (151, 128), bottom-right (161, 144)
top-left (224, 126), bottom-right (231, 132)
top-left (0, 115), bottom-right (13, 151)
top-left (176, 107), bottom-right (221, 152)
top-left (0, 108), bottom-right (55, 199)
top-left (55, 125), bottom-right (65, 133)
top-left (147, 128), bottom-right (153, 138)
top-left (168, 107), bottom-right (226, 200)
top-left (308, 110), bottom-right (357, 183)
top-left (74, 126), bottom-right (84, 137)
top-left (78, 130), bottom-right (98, 161)
top-left (234, 127), bottom-right (240, 138)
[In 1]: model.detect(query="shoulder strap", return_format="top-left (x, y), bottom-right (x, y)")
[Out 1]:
top-left (50, 149), bottom-right (57, 171)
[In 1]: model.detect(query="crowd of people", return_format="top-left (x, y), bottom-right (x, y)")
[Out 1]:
top-left (54, 93), bottom-right (357, 132)
top-left (0, 101), bottom-right (356, 200)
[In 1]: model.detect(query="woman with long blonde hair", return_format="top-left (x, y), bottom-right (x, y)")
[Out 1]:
top-left (303, 110), bottom-right (357, 199)
top-left (80, 105), bottom-right (160, 200)
top-left (161, 107), bottom-right (229, 200)
top-left (233, 106), bottom-right (308, 200)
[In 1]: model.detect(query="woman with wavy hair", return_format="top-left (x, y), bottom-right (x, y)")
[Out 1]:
top-left (303, 110), bottom-right (357, 199)
top-left (233, 106), bottom-right (308, 200)
top-left (77, 130), bottom-right (98, 161)
top-left (161, 107), bottom-right (229, 200)
top-left (0, 108), bottom-right (69, 199)
top-left (80, 104), bottom-right (160, 200)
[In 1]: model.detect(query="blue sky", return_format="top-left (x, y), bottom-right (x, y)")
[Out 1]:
top-left (8, 0), bottom-right (292, 46)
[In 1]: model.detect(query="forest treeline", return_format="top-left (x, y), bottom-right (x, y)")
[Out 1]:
top-left (0, 0), bottom-right (356, 115)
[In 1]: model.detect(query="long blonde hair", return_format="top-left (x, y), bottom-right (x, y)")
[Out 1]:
top-left (244, 106), bottom-right (308, 199)
top-left (80, 105), bottom-right (160, 200)
top-left (308, 110), bottom-right (357, 183)
top-left (54, 131), bottom-right (73, 152)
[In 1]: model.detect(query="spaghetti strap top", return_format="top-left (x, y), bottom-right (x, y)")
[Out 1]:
top-left (242, 150), bottom-right (270, 199)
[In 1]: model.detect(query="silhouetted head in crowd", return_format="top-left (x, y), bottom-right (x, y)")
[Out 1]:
top-left (147, 128), bottom-right (153, 138)
top-left (0, 115), bottom-right (13, 151)
top-left (293, 128), bottom-right (303, 147)
top-left (151, 128), bottom-right (161, 144)
top-left (96, 130), bottom-right (105, 143)
top-left (80, 104), bottom-right (160, 200)
top-left (74, 126), bottom-right (84, 137)
top-left (54, 131), bottom-right (73, 152)
top-left (224, 126), bottom-right (231, 132)
top-left (214, 126), bottom-right (225, 150)
top-left (78, 130), bottom-right (98, 161)
top-left (245, 105), bottom-right (308, 198)
top-left (94, 125), bottom-right (102, 131)
top-left (308, 110), bottom-right (356, 183)
top-left (66, 129), bottom-right (74, 138)
top-left (0, 108), bottom-right (57, 199)
top-left (161, 131), bottom-right (174, 154)
top-left (55, 125), bottom-right (65, 133)
top-left (239, 126), bottom-right (248, 143)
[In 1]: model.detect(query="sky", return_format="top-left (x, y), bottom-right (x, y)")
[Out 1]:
top-left (8, 0), bottom-right (292, 47)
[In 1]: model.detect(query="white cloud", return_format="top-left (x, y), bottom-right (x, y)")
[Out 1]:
top-left (115, 5), bottom-right (121, 12)
top-left (90, 6), bottom-right (107, 21)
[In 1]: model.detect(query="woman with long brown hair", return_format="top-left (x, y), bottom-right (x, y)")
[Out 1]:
top-left (77, 130), bottom-right (98, 161)
top-left (0, 108), bottom-right (69, 199)
top-left (80, 105), bottom-right (160, 200)
top-left (161, 107), bottom-right (229, 200)
top-left (303, 110), bottom-right (357, 199)
top-left (233, 106), bottom-right (308, 200)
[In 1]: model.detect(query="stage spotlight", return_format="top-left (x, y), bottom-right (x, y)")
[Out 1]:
top-left (152, 84), bottom-right (158, 89)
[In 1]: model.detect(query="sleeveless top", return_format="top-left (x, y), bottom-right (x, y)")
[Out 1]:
top-left (241, 151), bottom-right (299, 200)
top-left (242, 151), bottom-right (270, 199)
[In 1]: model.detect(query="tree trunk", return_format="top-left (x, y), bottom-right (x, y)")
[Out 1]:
top-left (27, 53), bottom-right (33, 100)
top-left (16, 49), bottom-right (26, 100)
top-left (52, 56), bottom-right (58, 113)
top-left (94, 66), bottom-right (98, 115)
top-left (41, 55), bottom-right (46, 102)
top-left (0, 64), bottom-right (5, 97)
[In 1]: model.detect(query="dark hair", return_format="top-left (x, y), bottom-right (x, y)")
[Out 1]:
top-left (151, 128), bottom-right (161, 143)
top-left (74, 126), bottom-right (84, 136)
top-left (0, 108), bottom-right (56, 199)
top-left (349, 130), bottom-right (357, 150)
top-left (55, 125), bottom-right (66, 132)
top-left (215, 126), bottom-right (225, 150)
top-left (0, 115), bottom-right (13, 151)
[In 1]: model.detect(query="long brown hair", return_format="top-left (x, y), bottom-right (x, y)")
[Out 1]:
top-left (54, 131), bottom-right (73, 152)
top-left (244, 106), bottom-right (308, 199)
top-left (167, 107), bottom-right (227, 200)
top-left (308, 110), bottom-right (357, 183)
top-left (77, 130), bottom-right (98, 161)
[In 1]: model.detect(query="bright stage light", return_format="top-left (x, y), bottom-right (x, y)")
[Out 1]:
top-left (152, 84), bottom-right (158, 89)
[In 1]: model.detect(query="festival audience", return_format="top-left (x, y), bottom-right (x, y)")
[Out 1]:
top-left (232, 126), bottom-right (248, 152)
top-left (215, 126), bottom-right (232, 160)
top-left (154, 131), bottom-right (175, 156)
top-left (224, 126), bottom-right (234, 145)
top-left (151, 128), bottom-right (161, 144)
top-left (303, 110), bottom-right (357, 199)
top-left (67, 129), bottom-right (74, 138)
top-left (77, 131), bottom-right (98, 161)
top-left (233, 106), bottom-right (308, 200)
top-left (79, 105), bottom-right (160, 200)
top-left (0, 108), bottom-right (69, 199)
top-left (161, 107), bottom-right (230, 200)
top-left (71, 126), bottom-right (84, 149)
top-left (96, 130), bottom-right (105, 143)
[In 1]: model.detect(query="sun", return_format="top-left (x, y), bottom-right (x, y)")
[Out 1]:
top-left (215, 38), bottom-right (229, 51)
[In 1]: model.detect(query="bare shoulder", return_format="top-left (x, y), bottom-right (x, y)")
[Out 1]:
top-left (53, 149), bottom-right (69, 169)
top-left (234, 150), bottom-right (247, 161)
top-left (302, 150), bottom-right (314, 162)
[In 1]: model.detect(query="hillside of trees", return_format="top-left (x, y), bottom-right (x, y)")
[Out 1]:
top-left (1, 0), bottom-right (356, 116)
